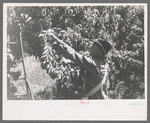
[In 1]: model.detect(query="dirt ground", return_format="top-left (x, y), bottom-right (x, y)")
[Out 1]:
top-left (10, 56), bottom-right (56, 97)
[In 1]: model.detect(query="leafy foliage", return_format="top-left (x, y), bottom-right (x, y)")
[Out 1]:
top-left (7, 6), bottom-right (145, 99)
top-left (39, 28), bottom-right (90, 99)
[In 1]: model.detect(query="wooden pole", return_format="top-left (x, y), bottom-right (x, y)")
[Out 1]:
top-left (19, 28), bottom-right (34, 100)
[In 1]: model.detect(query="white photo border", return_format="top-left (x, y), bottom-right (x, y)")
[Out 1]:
top-left (3, 3), bottom-right (148, 120)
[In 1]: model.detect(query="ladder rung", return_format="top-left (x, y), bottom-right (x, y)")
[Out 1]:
top-left (8, 42), bottom-right (20, 44)
top-left (13, 94), bottom-right (27, 96)
top-left (18, 78), bottom-right (25, 80)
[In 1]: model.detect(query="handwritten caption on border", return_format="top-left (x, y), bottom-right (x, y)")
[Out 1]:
top-left (80, 101), bottom-right (89, 104)
top-left (129, 102), bottom-right (144, 106)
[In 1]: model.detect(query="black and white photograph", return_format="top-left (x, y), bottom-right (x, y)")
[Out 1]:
top-left (3, 3), bottom-right (147, 120)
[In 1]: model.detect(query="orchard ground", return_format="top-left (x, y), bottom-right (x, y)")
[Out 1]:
top-left (9, 56), bottom-right (56, 100)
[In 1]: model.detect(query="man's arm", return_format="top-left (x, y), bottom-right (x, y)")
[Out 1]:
top-left (49, 33), bottom-right (102, 75)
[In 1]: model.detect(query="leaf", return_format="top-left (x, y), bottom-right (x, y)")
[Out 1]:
top-left (43, 45), bottom-right (48, 50)
top-left (41, 54), bottom-right (47, 59)
top-left (43, 49), bottom-right (48, 55)
top-left (46, 64), bottom-right (50, 69)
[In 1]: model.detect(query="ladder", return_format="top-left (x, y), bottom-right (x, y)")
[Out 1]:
top-left (8, 28), bottom-right (34, 100)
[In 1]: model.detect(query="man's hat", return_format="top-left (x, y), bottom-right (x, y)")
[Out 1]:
top-left (92, 38), bottom-right (113, 55)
